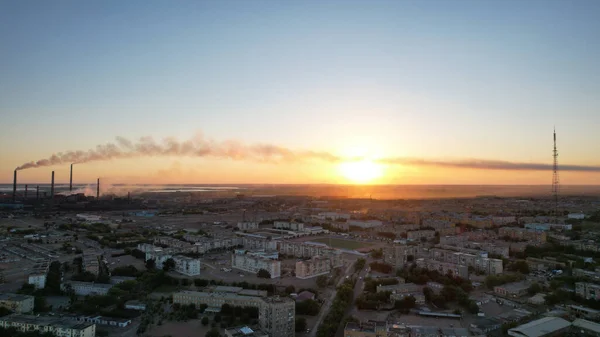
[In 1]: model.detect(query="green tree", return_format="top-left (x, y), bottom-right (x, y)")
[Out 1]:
top-left (145, 258), bottom-right (156, 270)
top-left (285, 285), bottom-right (296, 294)
top-left (354, 258), bottom-right (366, 272)
top-left (295, 317), bottom-right (307, 332)
top-left (205, 328), bottom-right (221, 337)
top-left (316, 275), bottom-right (328, 288)
top-left (257, 269), bottom-right (271, 279)
top-left (528, 283), bottom-right (542, 295)
top-left (163, 258), bottom-right (176, 272)
top-left (202, 316), bottom-right (209, 326)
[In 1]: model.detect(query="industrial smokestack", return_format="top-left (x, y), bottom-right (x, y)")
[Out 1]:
top-left (25, 185), bottom-right (28, 198)
top-left (12, 170), bottom-right (17, 203)
top-left (70, 164), bottom-right (73, 192)
top-left (51, 171), bottom-right (55, 199)
top-left (97, 178), bottom-right (100, 199)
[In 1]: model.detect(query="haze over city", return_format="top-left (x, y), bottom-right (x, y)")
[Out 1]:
top-left (2, 0), bottom-right (600, 186)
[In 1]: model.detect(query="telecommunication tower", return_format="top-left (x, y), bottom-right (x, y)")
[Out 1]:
top-left (552, 128), bottom-right (559, 220)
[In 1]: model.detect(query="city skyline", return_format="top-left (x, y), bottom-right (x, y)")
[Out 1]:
top-left (2, 1), bottom-right (600, 185)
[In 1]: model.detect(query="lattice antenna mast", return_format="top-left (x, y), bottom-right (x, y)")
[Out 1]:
top-left (552, 128), bottom-right (559, 221)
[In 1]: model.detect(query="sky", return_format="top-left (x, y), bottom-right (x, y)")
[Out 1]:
top-left (1, 0), bottom-right (600, 185)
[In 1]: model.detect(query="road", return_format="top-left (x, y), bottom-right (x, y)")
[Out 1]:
top-left (334, 266), bottom-right (369, 337)
top-left (309, 258), bottom-right (371, 337)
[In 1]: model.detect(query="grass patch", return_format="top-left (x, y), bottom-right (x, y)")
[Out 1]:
top-left (310, 238), bottom-right (371, 250)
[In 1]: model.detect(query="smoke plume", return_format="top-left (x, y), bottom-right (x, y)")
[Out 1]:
top-left (15, 134), bottom-right (600, 173)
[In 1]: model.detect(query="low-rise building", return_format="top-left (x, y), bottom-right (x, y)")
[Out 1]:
top-left (224, 326), bottom-right (268, 337)
top-left (569, 305), bottom-right (600, 320)
top-left (572, 318), bottom-right (600, 336)
top-left (377, 283), bottom-right (425, 304)
top-left (499, 227), bottom-right (547, 244)
top-left (0, 314), bottom-right (96, 337)
top-left (231, 250), bottom-right (281, 278)
top-left (344, 321), bottom-right (387, 337)
top-left (0, 293), bottom-right (34, 313)
top-left (407, 230), bottom-right (436, 241)
top-left (237, 222), bottom-right (259, 230)
top-left (124, 300), bottom-right (146, 311)
top-left (507, 316), bottom-right (571, 337)
top-left (415, 258), bottom-right (469, 279)
top-left (494, 281), bottom-right (530, 299)
top-left (174, 256), bottom-right (201, 276)
top-left (274, 221), bottom-right (304, 231)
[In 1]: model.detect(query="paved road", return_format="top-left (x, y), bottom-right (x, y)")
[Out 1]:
top-left (308, 261), bottom-right (355, 337)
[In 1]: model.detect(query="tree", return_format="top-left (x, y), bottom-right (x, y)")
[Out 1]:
top-left (528, 283), bottom-right (542, 295)
top-left (163, 258), bottom-right (176, 272)
top-left (214, 313), bottom-right (221, 323)
top-left (508, 260), bottom-right (530, 274)
top-left (205, 328), bottom-right (221, 337)
top-left (257, 269), bottom-right (271, 279)
top-left (316, 275), bottom-right (328, 288)
top-left (295, 317), bottom-right (307, 332)
top-left (145, 258), bottom-right (156, 270)
top-left (201, 316), bottom-right (209, 326)
top-left (285, 285), bottom-right (296, 294)
top-left (354, 258), bottom-right (366, 272)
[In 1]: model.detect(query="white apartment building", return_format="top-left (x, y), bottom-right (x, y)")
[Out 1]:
top-left (407, 230), bottom-right (436, 241)
top-left (62, 281), bottom-right (113, 296)
top-left (231, 250), bottom-right (281, 278)
top-left (274, 221), bottom-right (305, 232)
top-left (239, 234), bottom-right (278, 251)
top-left (295, 256), bottom-right (332, 279)
top-left (276, 241), bottom-right (343, 267)
top-left (28, 273), bottom-right (46, 289)
top-left (237, 222), bottom-right (259, 230)
top-left (173, 291), bottom-right (294, 337)
top-left (174, 256), bottom-right (201, 276)
top-left (0, 294), bottom-right (34, 313)
top-left (0, 314), bottom-right (96, 337)
top-left (383, 244), bottom-right (418, 269)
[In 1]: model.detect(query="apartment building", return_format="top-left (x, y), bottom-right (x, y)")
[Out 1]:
top-left (576, 282), bottom-right (600, 300)
top-left (277, 241), bottom-right (343, 267)
top-left (0, 314), bottom-right (96, 337)
top-left (174, 256), bottom-right (201, 276)
top-left (461, 242), bottom-right (510, 258)
top-left (439, 235), bottom-right (468, 245)
top-left (62, 281), bottom-right (113, 296)
top-left (0, 293), bottom-right (34, 313)
top-left (193, 237), bottom-right (242, 253)
top-left (415, 258), bottom-right (469, 279)
top-left (438, 227), bottom-right (458, 236)
top-left (154, 237), bottom-right (192, 250)
top-left (422, 219), bottom-right (455, 230)
top-left (428, 248), bottom-right (503, 275)
top-left (173, 291), bottom-right (294, 337)
top-left (27, 260), bottom-right (50, 289)
top-left (82, 252), bottom-right (100, 276)
top-left (295, 256), bottom-right (332, 279)
top-left (383, 243), bottom-right (418, 269)
top-left (274, 221), bottom-right (304, 231)
top-left (145, 250), bottom-right (173, 269)
top-left (237, 222), bottom-right (259, 230)
top-left (231, 250), bottom-right (281, 278)
top-left (239, 234), bottom-right (278, 251)
top-left (344, 321), bottom-right (387, 337)
top-left (498, 227), bottom-right (547, 243)
top-left (407, 230), bottom-right (436, 241)
top-left (39, 234), bottom-right (74, 244)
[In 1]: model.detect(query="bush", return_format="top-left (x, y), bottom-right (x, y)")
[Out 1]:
top-left (295, 317), bottom-right (307, 332)
top-left (257, 269), bottom-right (271, 279)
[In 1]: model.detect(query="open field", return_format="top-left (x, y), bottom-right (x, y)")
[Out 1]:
top-left (309, 238), bottom-right (372, 250)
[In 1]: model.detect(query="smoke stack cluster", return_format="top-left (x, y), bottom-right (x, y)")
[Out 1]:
top-left (12, 170), bottom-right (17, 203)
top-left (70, 164), bottom-right (73, 191)
top-left (51, 171), bottom-right (55, 199)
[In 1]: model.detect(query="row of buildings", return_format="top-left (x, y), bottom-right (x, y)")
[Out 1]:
top-left (173, 289), bottom-right (294, 337)
top-left (137, 244), bottom-right (201, 276)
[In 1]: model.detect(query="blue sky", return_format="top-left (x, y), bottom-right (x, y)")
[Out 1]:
top-left (1, 0), bottom-right (599, 184)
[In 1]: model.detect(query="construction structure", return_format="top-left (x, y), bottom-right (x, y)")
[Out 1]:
top-left (552, 128), bottom-right (560, 221)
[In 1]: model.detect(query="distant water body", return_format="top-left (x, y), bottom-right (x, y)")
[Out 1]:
top-left (2, 184), bottom-right (600, 199)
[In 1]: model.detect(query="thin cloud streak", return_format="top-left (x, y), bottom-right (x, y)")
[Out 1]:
top-left (15, 134), bottom-right (600, 173)
top-left (378, 158), bottom-right (600, 172)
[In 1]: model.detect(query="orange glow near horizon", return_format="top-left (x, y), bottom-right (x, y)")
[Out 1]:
top-left (338, 160), bottom-right (385, 184)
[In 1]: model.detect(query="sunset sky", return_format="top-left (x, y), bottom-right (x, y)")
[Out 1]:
top-left (1, 0), bottom-right (600, 185)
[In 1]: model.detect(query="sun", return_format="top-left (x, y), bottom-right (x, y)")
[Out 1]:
top-left (339, 160), bottom-right (383, 184)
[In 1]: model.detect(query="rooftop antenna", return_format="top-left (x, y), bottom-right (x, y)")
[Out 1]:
top-left (552, 128), bottom-right (559, 222)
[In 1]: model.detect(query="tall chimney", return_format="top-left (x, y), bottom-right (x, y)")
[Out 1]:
top-left (12, 170), bottom-right (17, 203)
top-left (97, 178), bottom-right (100, 199)
top-left (51, 171), bottom-right (55, 199)
top-left (36, 186), bottom-right (39, 200)
top-left (70, 164), bottom-right (73, 192)
top-left (25, 185), bottom-right (28, 198)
